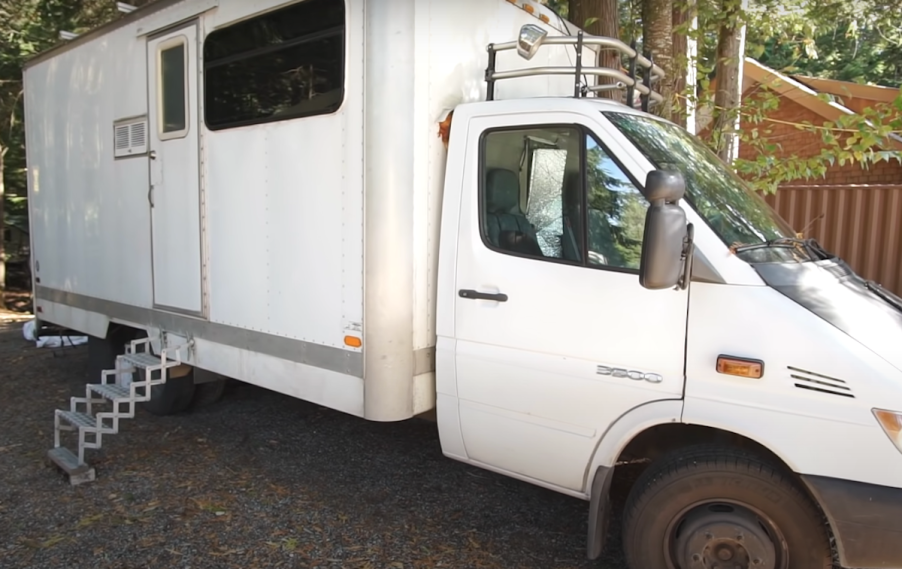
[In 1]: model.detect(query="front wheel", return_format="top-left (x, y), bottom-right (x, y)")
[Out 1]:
top-left (622, 445), bottom-right (832, 569)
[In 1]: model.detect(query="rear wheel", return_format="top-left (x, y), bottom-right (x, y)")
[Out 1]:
top-left (139, 366), bottom-right (196, 416)
top-left (622, 444), bottom-right (832, 569)
top-left (190, 369), bottom-right (227, 409)
top-left (87, 325), bottom-right (139, 383)
top-left (127, 329), bottom-right (196, 416)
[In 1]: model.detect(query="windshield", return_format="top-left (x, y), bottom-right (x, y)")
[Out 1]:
top-left (604, 111), bottom-right (795, 248)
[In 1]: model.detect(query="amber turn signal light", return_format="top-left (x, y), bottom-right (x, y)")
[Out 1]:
top-left (716, 355), bottom-right (764, 379)
top-left (344, 336), bottom-right (362, 348)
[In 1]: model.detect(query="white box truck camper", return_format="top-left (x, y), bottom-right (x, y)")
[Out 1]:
top-left (23, 0), bottom-right (902, 567)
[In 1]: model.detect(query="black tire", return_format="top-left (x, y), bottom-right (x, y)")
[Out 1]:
top-left (127, 329), bottom-right (196, 416)
top-left (87, 325), bottom-right (140, 384)
top-left (87, 336), bottom-right (117, 384)
top-left (190, 370), bottom-right (227, 409)
top-left (622, 444), bottom-right (831, 569)
top-left (139, 367), bottom-right (196, 416)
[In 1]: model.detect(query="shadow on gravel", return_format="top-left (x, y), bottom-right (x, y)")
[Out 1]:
top-left (0, 327), bottom-right (639, 569)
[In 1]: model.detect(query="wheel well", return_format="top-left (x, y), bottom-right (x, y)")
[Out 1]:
top-left (608, 424), bottom-right (838, 565)
top-left (618, 423), bottom-right (787, 469)
top-left (613, 423), bottom-right (827, 519)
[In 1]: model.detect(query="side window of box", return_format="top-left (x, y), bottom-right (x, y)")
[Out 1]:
top-left (203, 0), bottom-right (346, 130)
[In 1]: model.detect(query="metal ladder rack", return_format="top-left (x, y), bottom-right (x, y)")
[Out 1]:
top-left (47, 337), bottom-right (192, 485)
top-left (485, 24), bottom-right (665, 111)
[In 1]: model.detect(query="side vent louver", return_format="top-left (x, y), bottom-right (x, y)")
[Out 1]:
top-left (788, 366), bottom-right (854, 398)
top-left (113, 117), bottom-right (148, 158)
top-left (130, 122), bottom-right (146, 148)
top-left (115, 125), bottom-right (130, 151)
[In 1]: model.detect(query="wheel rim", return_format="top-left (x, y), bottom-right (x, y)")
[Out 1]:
top-left (665, 501), bottom-right (788, 569)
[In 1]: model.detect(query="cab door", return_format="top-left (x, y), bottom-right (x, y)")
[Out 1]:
top-left (450, 113), bottom-right (688, 492)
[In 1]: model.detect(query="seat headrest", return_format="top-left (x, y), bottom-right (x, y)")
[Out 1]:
top-left (562, 171), bottom-right (581, 200)
top-left (486, 169), bottom-right (520, 213)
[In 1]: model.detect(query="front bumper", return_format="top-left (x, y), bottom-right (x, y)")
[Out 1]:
top-left (802, 474), bottom-right (902, 568)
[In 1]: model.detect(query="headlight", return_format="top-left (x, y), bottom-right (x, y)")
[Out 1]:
top-left (874, 409), bottom-right (902, 453)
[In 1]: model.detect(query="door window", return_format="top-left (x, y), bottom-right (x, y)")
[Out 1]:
top-left (158, 38), bottom-right (188, 139)
top-left (481, 126), bottom-right (583, 262)
top-left (480, 126), bottom-right (646, 272)
top-left (586, 136), bottom-right (646, 270)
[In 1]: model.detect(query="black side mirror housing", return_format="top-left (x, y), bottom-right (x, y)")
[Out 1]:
top-left (639, 170), bottom-right (690, 290)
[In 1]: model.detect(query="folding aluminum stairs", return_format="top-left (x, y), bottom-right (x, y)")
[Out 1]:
top-left (47, 337), bottom-right (192, 485)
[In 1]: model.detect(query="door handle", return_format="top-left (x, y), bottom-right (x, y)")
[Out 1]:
top-left (149, 150), bottom-right (157, 160)
top-left (148, 185), bottom-right (154, 208)
top-left (459, 289), bottom-right (508, 302)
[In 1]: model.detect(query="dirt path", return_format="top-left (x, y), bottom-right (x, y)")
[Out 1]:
top-left (0, 319), bottom-right (634, 569)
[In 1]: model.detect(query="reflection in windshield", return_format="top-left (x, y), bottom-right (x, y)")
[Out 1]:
top-left (604, 112), bottom-right (795, 248)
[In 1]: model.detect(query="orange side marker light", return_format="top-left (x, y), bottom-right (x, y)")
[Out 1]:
top-left (716, 355), bottom-right (764, 379)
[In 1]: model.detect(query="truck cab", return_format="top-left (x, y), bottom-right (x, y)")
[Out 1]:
top-left (434, 47), bottom-right (902, 569)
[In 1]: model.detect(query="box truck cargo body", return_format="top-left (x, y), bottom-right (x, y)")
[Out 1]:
top-left (23, 1), bottom-right (902, 568)
top-left (25, 0), bottom-right (591, 420)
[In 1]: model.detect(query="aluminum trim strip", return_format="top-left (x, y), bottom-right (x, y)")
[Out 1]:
top-left (35, 285), bottom-right (364, 378)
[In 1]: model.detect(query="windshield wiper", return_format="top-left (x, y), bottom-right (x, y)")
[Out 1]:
top-left (864, 280), bottom-right (902, 313)
top-left (732, 237), bottom-right (832, 260)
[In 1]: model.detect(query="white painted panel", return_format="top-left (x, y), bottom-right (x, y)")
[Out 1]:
top-left (266, 119), bottom-right (344, 343)
top-left (203, 1), bottom-right (365, 350)
top-left (135, 0), bottom-right (219, 36)
top-left (37, 300), bottom-right (110, 339)
top-left (193, 338), bottom-right (364, 418)
top-left (340, 0), bottom-right (366, 335)
top-left (205, 131), bottom-right (269, 329)
top-left (685, 282), bottom-right (902, 489)
top-left (25, 21), bottom-right (153, 313)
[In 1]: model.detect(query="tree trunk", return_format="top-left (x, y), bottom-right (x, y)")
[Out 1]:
top-left (570, 0), bottom-right (621, 102)
top-left (0, 145), bottom-right (6, 309)
top-left (671, 0), bottom-right (697, 129)
top-left (712, 0), bottom-right (747, 162)
top-left (643, 0), bottom-right (674, 119)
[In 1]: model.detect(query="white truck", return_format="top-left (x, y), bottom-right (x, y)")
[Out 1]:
top-left (23, 0), bottom-right (902, 567)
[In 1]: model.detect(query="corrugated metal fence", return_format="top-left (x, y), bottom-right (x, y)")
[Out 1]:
top-left (764, 184), bottom-right (902, 296)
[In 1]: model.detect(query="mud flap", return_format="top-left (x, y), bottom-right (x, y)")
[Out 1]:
top-left (587, 465), bottom-right (614, 560)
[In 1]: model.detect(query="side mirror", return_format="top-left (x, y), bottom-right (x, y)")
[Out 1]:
top-left (639, 170), bottom-right (690, 290)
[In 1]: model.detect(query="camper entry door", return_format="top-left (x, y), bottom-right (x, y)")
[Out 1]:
top-left (146, 23), bottom-right (204, 316)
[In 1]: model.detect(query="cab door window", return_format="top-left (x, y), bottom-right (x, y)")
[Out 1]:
top-left (480, 126), bottom-right (646, 273)
top-left (481, 126), bottom-right (583, 262)
top-left (586, 136), bottom-right (646, 270)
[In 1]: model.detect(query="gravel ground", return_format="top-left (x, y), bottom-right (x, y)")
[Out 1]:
top-left (0, 319), bottom-right (640, 569)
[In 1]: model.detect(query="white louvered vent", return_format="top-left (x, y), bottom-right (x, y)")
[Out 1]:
top-left (115, 125), bottom-right (130, 151)
top-left (130, 122), bottom-right (146, 148)
top-left (113, 117), bottom-right (148, 158)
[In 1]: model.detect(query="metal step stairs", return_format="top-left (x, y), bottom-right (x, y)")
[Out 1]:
top-left (47, 337), bottom-right (192, 485)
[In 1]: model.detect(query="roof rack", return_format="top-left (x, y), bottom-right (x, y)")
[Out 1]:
top-left (485, 24), bottom-right (665, 111)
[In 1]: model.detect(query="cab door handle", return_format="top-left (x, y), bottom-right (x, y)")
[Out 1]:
top-left (459, 289), bottom-right (508, 302)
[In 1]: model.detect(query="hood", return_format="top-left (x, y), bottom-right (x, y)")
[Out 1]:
top-left (754, 258), bottom-right (902, 374)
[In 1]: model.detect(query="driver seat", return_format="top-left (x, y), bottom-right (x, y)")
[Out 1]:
top-left (484, 169), bottom-right (540, 254)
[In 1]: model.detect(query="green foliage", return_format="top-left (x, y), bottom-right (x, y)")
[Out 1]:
top-left (734, 86), bottom-right (902, 193)
top-left (689, 0), bottom-right (902, 192)
top-left (745, 0), bottom-right (902, 86)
